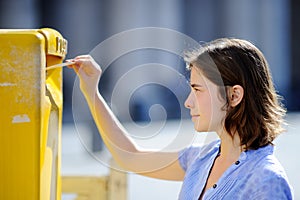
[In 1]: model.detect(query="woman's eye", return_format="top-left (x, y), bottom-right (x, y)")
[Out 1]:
top-left (190, 84), bottom-right (204, 92)
top-left (192, 87), bottom-right (201, 92)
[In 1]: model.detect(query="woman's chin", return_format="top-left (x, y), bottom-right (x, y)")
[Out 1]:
top-left (194, 125), bottom-right (208, 132)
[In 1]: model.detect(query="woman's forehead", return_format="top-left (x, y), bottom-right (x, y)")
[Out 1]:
top-left (190, 67), bottom-right (206, 83)
top-left (190, 67), bottom-right (219, 90)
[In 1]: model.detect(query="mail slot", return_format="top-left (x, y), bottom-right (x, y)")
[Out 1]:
top-left (0, 28), bottom-right (67, 200)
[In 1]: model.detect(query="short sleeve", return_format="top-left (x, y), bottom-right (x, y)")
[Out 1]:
top-left (178, 145), bottom-right (202, 172)
top-left (178, 140), bottom-right (221, 172)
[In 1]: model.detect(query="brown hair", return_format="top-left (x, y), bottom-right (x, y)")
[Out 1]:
top-left (185, 38), bottom-right (286, 150)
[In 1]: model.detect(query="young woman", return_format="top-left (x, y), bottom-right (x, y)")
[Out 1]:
top-left (68, 38), bottom-right (293, 199)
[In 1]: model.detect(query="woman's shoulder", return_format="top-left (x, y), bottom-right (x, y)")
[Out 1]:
top-left (236, 145), bottom-right (294, 199)
top-left (242, 145), bottom-right (291, 185)
top-left (243, 160), bottom-right (293, 199)
top-left (255, 154), bottom-right (289, 182)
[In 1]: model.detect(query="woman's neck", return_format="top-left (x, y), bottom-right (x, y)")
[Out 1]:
top-left (218, 130), bottom-right (244, 161)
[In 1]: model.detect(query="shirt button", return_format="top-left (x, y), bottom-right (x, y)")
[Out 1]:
top-left (213, 184), bottom-right (217, 188)
top-left (235, 160), bottom-right (240, 165)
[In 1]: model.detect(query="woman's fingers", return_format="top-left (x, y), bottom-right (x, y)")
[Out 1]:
top-left (66, 55), bottom-right (102, 78)
top-left (66, 56), bottom-right (91, 73)
top-left (65, 59), bottom-right (79, 73)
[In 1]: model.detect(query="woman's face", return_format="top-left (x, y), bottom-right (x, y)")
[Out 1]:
top-left (184, 67), bottom-right (227, 133)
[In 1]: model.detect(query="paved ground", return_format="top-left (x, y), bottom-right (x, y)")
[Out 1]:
top-left (61, 112), bottom-right (300, 200)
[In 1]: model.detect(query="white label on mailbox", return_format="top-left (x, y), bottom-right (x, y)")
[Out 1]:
top-left (12, 114), bottom-right (31, 123)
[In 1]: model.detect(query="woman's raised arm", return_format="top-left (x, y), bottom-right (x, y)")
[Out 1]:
top-left (67, 55), bottom-right (185, 181)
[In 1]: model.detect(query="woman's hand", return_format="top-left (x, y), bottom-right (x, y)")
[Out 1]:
top-left (67, 55), bottom-right (102, 97)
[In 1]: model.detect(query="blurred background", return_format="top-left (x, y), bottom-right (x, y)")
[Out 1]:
top-left (0, 0), bottom-right (299, 199)
top-left (0, 0), bottom-right (299, 121)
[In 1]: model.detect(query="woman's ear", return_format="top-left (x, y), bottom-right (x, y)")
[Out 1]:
top-left (227, 85), bottom-right (244, 107)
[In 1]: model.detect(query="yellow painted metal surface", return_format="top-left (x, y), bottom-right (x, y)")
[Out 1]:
top-left (0, 28), bottom-right (67, 200)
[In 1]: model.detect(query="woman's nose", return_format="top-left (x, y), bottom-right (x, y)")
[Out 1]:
top-left (184, 91), bottom-right (194, 109)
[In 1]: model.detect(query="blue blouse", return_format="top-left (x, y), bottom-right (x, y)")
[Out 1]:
top-left (178, 140), bottom-right (294, 200)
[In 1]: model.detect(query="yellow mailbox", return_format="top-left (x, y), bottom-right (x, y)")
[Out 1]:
top-left (0, 28), bottom-right (67, 200)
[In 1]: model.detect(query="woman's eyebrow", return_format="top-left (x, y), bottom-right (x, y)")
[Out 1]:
top-left (190, 83), bottom-right (203, 88)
